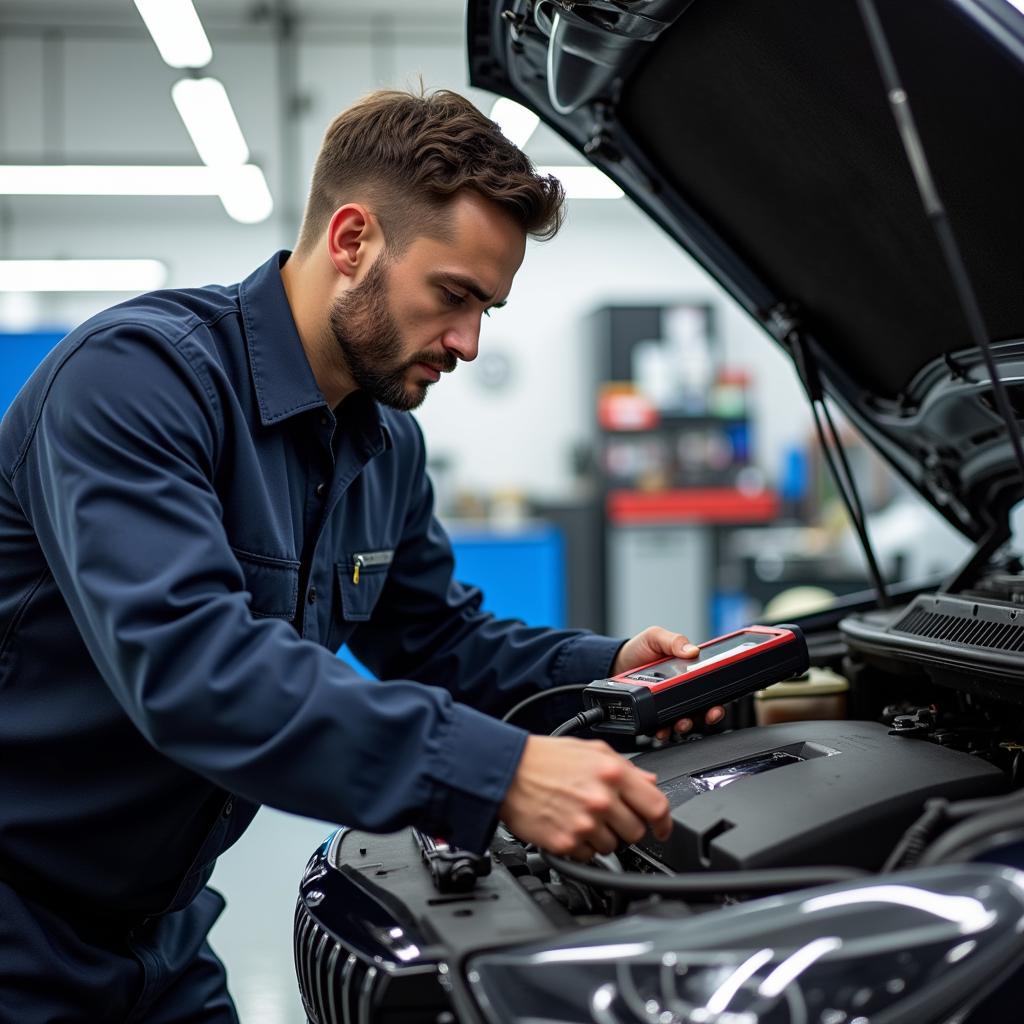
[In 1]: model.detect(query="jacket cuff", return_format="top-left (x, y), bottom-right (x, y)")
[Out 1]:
top-left (421, 701), bottom-right (528, 855)
top-left (552, 633), bottom-right (626, 686)
top-left (523, 634), bottom-right (626, 734)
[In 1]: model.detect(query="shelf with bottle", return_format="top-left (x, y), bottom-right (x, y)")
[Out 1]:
top-left (597, 368), bottom-right (753, 432)
top-left (597, 377), bottom-right (756, 492)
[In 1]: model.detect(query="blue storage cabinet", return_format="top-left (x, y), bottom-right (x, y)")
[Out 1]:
top-left (0, 331), bottom-right (66, 413)
top-left (445, 522), bottom-right (565, 629)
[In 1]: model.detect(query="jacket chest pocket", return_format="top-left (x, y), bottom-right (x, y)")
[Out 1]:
top-left (231, 547), bottom-right (300, 620)
top-left (337, 548), bottom-right (393, 622)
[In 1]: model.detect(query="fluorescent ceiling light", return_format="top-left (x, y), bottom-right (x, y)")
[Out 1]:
top-left (0, 291), bottom-right (41, 329)
top-left (489, 97), bottom-right (540, 149)
top-left (172, 78), bottom-right (249, 167)
top-left (216, 165), bottom-right (275, 224)
top-left (537, 165), bottom-right (624, 199)
top-left (134, 0), bottom-right (212, 69)
top-left (0, 165), bottom-right (224, 196)
top-left (0, 165), bottom-right (274, 224)
top-left (0, 259), bottom-right (168, 292)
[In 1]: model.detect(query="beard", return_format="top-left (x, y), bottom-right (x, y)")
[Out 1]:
top-left (327, 254), bottom-right (456, 411)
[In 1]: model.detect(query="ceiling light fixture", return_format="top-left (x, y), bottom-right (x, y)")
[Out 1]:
top-left (0, 165), bottom-right (274, 223)
top-left (171, 78), bottom-right (250, 167)
top-left (0, 165), bottom-right (220, 196)
top-left (537, 165), bottom-right (624, 199)
top-left (216, 165), bottom-right (275, 225)
top-left (489, 97), bottom-right (540, 149)
top-left (133, 0), bottom-right (212, 69)
top-left (0, 259), bottom-right (168, 293)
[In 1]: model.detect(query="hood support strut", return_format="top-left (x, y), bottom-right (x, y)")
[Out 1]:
top-left (786, 321), bottom-right (891, 609)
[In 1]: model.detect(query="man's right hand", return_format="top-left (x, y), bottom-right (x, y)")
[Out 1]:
top-left (499, 734), bottom-right (672, 861)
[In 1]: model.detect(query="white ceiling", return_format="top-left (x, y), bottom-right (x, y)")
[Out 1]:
top-left (0, 1), bottom-right (467, 29)
top-left (0, 0), bottom-right (580, 233)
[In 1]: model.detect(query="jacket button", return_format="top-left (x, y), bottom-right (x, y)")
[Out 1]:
top-left (222, 799), bottom-right (233, 818)
top-left (307, 587), bottom-right (318, 604)
top-left (315, 482), bottom-right (327, 498)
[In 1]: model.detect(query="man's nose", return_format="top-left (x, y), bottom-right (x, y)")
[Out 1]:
top-left (442, 320), bottom-right (480, 363)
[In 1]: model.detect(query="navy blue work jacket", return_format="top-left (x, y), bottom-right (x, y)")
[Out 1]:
top-left (0, 251), bottom-right (620, 922)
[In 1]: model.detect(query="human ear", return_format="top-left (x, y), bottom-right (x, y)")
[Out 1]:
top-left (325, 204), bottom-right (377, 280)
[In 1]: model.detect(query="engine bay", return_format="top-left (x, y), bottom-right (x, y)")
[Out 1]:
top-left (293, 555), bottom-right (1024, 1024)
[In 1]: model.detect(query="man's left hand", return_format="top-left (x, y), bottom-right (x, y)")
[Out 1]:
top-left (611, 626), bottom-right (726, 741)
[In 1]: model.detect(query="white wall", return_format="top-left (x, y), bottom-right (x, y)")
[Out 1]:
top-left (417, 199), bottom-right (813, 500)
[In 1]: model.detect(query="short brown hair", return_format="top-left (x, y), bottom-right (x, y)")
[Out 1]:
top-left (295, 88), bottom-right (565, 256)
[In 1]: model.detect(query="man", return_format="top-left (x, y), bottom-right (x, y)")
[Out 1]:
top-left (0, 89), bottom-right (721, 1020)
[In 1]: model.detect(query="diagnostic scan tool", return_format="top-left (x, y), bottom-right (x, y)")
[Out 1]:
top-left (584, 625), bottom-right (809, 736)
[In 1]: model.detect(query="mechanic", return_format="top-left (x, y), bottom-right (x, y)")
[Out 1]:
top-left (0, 89), bottom-right (722, 1021)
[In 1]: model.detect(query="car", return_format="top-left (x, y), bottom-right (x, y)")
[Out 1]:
top-left (292, 1), bottom-right (1024, 1021)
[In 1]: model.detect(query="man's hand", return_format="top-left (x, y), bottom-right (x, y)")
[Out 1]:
top-left (500, 734), bottom-right (671, 860)
top-left (612, 625), bottom-right (726, 741)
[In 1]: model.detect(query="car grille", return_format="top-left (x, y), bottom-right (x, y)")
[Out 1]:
top-left (892, 606), bottom-right (1024, 652)
top-left (293, 897), bottom-right (449, 1024)
top-left (294, 898), bottom-right (379, 1024)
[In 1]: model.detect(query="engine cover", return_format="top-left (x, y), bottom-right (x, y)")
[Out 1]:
top-left (630, 721), bottom-right (1007, 872)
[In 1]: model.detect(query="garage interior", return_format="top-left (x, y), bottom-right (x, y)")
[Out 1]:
top-left (3, 2), bottom-right (1020, 1022)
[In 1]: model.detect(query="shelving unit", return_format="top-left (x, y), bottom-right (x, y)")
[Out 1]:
top-left (587, 304), bottom-right (778, 639)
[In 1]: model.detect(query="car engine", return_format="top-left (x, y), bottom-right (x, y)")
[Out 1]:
top-left (292, 558), bottom-right (1024, 1024)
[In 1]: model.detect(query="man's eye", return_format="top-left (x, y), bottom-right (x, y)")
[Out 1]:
top-left (441, 288), bottom-right (465, 307)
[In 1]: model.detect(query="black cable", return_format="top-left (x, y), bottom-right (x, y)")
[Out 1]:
top-left (945, 787), bottom-right (1024, 822)
top-left (950, 786), bottom-right (1024, 819)
top-left (500, 683), bottom-right (588, 725)
top-left (541, 851), bottom-right (867, 895)
top-left (591, 851), bottom-right (630, 917)
top-left (918, 802), bottom-right (1024, 868)
top-left (884, 788), bottom-right (1024, 871)
top-left (882, 798), bottom-right (948, 872)
top-left (551, 707), bottom-right (606, 736)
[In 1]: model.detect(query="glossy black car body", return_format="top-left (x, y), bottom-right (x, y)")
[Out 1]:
top-left (294, 2), bottom-right (1024, 1022)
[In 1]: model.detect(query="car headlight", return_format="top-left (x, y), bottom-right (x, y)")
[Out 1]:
top-left (465, 864), bottom-right (1024, 1024)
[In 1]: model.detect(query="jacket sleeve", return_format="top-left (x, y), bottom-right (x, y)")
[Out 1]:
top-left (11, 325), bottom-right (529, 853)
top-left (348, 416), bottom-right (624, 726)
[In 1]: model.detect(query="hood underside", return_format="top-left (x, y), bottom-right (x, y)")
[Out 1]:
top-left (469, 0), bottom-right (1024, 541)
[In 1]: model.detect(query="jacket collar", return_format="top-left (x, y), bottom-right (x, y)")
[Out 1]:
top-left (239, 250), bottom-right (325, 427)
top-left (238, 250), bottom-right (392, 452)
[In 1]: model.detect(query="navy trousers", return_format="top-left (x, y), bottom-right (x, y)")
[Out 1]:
top-left (0, 883), bottom-right (239, 1022)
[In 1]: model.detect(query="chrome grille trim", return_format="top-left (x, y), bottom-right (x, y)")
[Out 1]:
top-left (294, 897), bottom-right (354, 1024)
top-left (358, 965), bottom-right (379, 1024)
top-left (312, 929), bottom-right (330, 1023)
top-left (326, 943), bottom-right (341, 1024)
top-left (296, 909), bottom-right (314, 1011)
top-left (341, 952), bottom-right (361, 1023)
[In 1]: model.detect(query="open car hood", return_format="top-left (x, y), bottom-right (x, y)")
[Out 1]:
top-left (468, 0), bottom-right (1024, 542)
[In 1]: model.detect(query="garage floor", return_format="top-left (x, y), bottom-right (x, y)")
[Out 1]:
top-left (209, 808), bottom-right (336, 1024)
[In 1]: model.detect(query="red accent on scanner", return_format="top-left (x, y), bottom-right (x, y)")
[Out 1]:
top-left (610, 626), bottom-right (797, 695)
